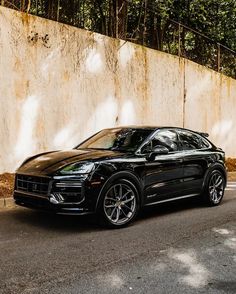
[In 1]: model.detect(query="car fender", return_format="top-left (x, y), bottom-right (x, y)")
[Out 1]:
top-left (202, 162), bottom-right (227, 192)
top-left (95, 170), bottom-right (143, 211)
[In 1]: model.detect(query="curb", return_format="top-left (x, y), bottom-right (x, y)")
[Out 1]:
top-left (0, 197), bottom-right (15, 209)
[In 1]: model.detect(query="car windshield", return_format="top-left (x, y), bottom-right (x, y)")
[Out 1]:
top-left (77, 128), bottom-right (153, 152)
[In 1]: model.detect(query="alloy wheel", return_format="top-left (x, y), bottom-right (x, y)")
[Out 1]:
top-left (208, 172), bottom-right (225, 204)
top-left (103, 183), bottom-right (137, 225)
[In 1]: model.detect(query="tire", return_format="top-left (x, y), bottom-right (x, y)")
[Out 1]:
top-left (98, 178), bottom-right (140, 228)
top-left (203, 170), bottom-right (226, 206)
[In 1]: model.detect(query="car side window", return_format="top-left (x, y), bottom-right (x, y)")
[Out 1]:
top-left (141, 130), bottom-right (178, 153)
top-left (178, 130), bottom-right (210, 150)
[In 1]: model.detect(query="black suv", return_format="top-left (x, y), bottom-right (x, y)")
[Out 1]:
top-left (14, 126), bottom-right (227, 227)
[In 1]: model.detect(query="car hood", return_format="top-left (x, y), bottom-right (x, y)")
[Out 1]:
top-left (17, 149), bottom-right (127, 175)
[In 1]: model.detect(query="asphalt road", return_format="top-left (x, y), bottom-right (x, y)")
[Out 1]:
top-left (0, 183), bottom-right (236, 294)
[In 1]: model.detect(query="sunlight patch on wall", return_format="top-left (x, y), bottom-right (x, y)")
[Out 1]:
top-left (94, 33), bottom-right (104, 45)
top-left (41, 48), bottom-right (60, 76)
top-left (14, 95), bottom-right (40, 167)
top-left (212, 120), bottom-right (233, 136)
top-left (53, 125), bottom-right (76, 149)
top-left (86, 48), bottom-right (103, 73)
top-left (169, 249), bottom-right (210, 288)
top-left (187, 71), bottom-right (212, 97)
top-left (120, 100), bottom-right (136, 125)
top-left (211, 120), bottom-right (233, 150)
top-left (118, 42), bottom-right (135, 68)
top-left (85, 95), bottom-right (118, 135)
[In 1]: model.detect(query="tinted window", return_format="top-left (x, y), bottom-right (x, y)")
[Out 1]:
top-left (77, 128), bottom-right (153, 152)
top-left (178, 130), bottom-right (210, 150)
top-left (141, 130), bottom-right (178, 153)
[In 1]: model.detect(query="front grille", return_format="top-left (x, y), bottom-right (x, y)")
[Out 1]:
top-left (16, 174), bottom-right (50, 196)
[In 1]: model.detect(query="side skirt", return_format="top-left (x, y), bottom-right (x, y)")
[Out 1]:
top-left (144, 193), bottom-right (199, 206)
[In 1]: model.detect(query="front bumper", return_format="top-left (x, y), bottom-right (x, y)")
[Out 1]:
top-left (14, 191), bottom-right (94, 215)
top-left (13, 173), bottom-right (102, 215)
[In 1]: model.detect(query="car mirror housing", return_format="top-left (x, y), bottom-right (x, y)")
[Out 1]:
top-left (146, 145), bottom-right (169, 161)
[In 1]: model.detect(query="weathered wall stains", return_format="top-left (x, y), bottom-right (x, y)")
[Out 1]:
top-left (0, 6), bottom-right (236, 172)
top-left (27, 31), bottom-right (50, 48)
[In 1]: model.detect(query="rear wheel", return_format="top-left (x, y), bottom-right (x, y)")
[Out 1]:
top-left (204, 170), bottom-right (226, 206)
top-left (98, 179), bottom-right (139, 228)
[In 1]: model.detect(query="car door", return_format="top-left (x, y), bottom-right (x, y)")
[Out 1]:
top-left (142, 129), bottom-right (184, 204)
top-left (177, 129), bottom-right (211, 195)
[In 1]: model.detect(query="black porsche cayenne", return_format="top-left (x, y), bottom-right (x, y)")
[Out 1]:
top-left (14, 126), bottom-right (227, 227)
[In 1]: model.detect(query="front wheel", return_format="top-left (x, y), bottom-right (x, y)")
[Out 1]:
top-left (98, 179), bottom-right (139, 228)
top-left (204, 170), bottom-right (226, 206)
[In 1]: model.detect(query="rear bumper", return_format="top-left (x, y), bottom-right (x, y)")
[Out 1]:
top-left (13, 190), bottom-right (95, 215)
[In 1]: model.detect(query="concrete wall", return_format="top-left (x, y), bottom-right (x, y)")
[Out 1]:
top-left (0, 6), bottom-right (235, 173)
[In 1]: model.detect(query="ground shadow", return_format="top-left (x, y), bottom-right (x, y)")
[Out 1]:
top-left (139, 196), bottom-right (204, 220)
top-left (10, 196), bottom-right (207, 233)
top-left (11, 208), bottom-right (102, 233)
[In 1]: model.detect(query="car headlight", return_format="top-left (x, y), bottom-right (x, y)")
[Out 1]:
top-left (59, 162), bottom-right (95, 175)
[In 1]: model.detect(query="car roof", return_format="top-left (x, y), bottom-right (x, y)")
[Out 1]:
top-left (105, 126), bottom-right (158, 131)
top-left (105, 126), bottom-right (209, 137)
top-left (106, 125), bottom-right (198, 132)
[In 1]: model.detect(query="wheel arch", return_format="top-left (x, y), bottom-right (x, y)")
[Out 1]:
top-left (202, 162), bottom-right (227, 191)
top-left (95, 171), bottom-right (143, 211)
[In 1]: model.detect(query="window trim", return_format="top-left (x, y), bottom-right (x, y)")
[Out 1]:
top-left (176, 129), bottom-right (212, 151)
top-left (136, 128), bottom-right (181, 155)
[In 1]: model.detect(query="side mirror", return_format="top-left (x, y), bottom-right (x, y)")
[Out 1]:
top-left (146, 145), bottom-right (169, 161)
